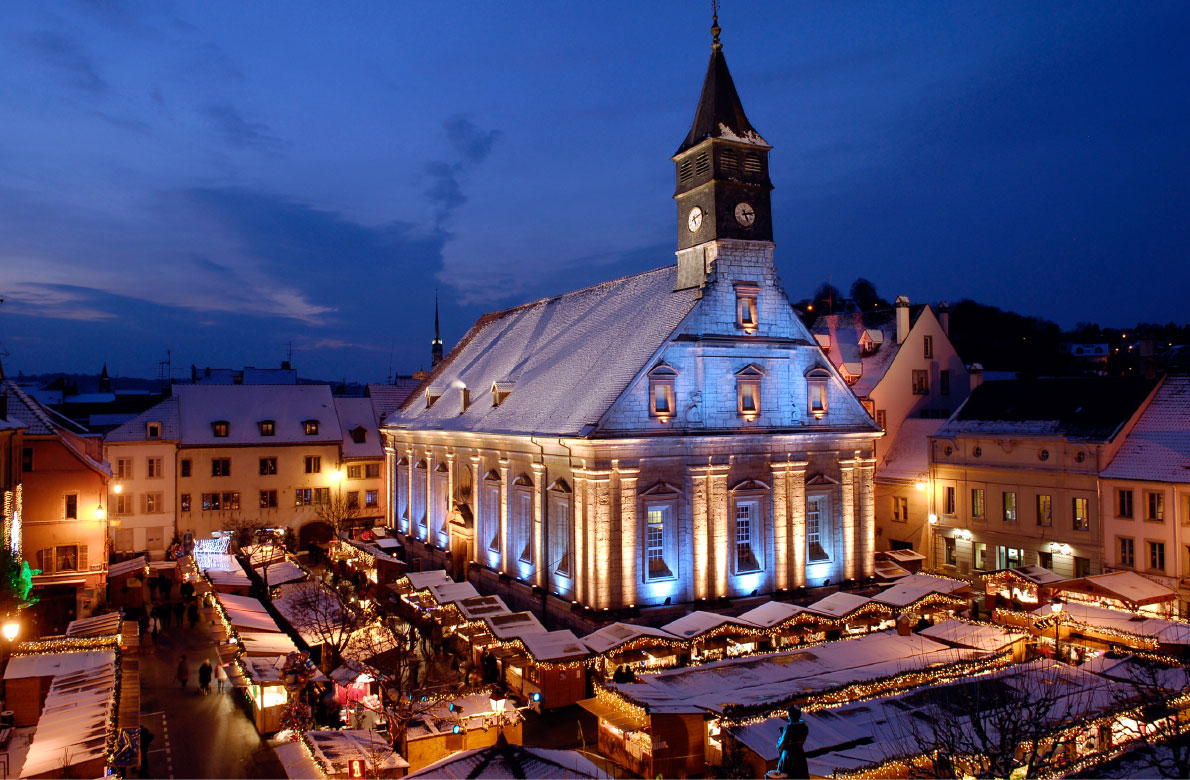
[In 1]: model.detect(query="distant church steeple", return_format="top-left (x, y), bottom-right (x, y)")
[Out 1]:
top-left (99, 363), bottom-right (112, 393)
top-left (673, 7), bottom-right (774, 289)
top-left (431, 295), bottom-right (444, 367)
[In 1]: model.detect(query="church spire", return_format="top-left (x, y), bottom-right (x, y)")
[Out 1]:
top-left (431, 294), bottom-right (444, 367)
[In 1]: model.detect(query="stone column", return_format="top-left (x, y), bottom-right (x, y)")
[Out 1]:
top-left (770, 462), bottom-right (789, 592)
top-left (789, 459), bottom-right (808, 588)
top-left (573, 468), bottom-right (587, 606)
top-left (384, 443), bottom-right (396, 531)
top-left (709, 464), bottom-right (730, 599)
top-left (470, 454), bottom-right (482, 565)
top-left (616, 463), bottom-right (640, 609)
top-left (405, 447), bottom-right (415, 536)
top-left (840, 456), bottom-right (856, 581)
top-left (531, 462), bottom-right (547, 590)
top-left (499, 458), bottom-right (511, 575)
top-left (589, 469), bottom-right (613, 610)
top-left (859, 456), bottom-right (876, 578)
top-left (444, 451), bottom-right (456, 547)
top-left (688, 466), bottom-right (710, 601)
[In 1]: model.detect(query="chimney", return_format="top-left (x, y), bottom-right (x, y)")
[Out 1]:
top-left (938, 301), bottom-right (950, 336)
top-left (895, 296), bottom-right (910, 344)
top-left (459, 386), bottom-right (470, 414)
top-left (969, 363), bottom-right (984, 392)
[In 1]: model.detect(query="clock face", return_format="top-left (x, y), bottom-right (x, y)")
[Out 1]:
top-left (734, 201), bottom-right (756, 227)
top-left (687, 206), bottom-right (703, 233)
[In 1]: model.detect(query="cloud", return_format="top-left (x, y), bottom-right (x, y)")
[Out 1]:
top-left (3, 282), bottom-right (117, 321)
top-left (23, 30), bottom-right (108, 95)
top-left (425, 115), bottom-right (502, 231)
top-left (201, 102), bottom-right (286, 152)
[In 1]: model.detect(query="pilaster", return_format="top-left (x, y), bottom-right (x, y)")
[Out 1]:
top-left (531, 462), bottom-right (547, 589)
top-left (769, 462), bottom-right (789, 591)
top-left (573, 469), bottom-right (587, 605)
top-left (588, 469), bottom-right (613, 610)
top-left (709, 465), bottom-right (730, 598)
top-left (616, 463), bottom-right (640, 608)
top-left (789, 459), bottom-right (808, 588)
top-left (469, 454), bottom-right (482, 562)
top-left (444, 451), bottom-right (456, 547)
top-left (383, 444), bottom-right (396, 531)
top-left (859, 456), bottom-right (876, 578)
top-left (840, 456), bottom-right (856, 581)
top-left (688, 466), bottom-right (710, 601)
top-left (498, 458), bottom-right (510, 575)
top-left (405, 447), bottom-right (415, 536)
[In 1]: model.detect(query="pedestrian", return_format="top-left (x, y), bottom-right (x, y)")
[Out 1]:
top-left (139, 725), bottom-right (154, 777)
top-left (198, 659), bottom-right (213, 695)
top-left (187, 601), bottom-right (199, 629)
top-left (173, 601), bottom-right (184, 627)
top-left (216, 661), bottom-right (228, 694)
top-left (149, 618), bottom-right (158, 647)
top-left (180, 580), bottom-right (194, 601)
top-left (176, 655), bottom-right (189, 688)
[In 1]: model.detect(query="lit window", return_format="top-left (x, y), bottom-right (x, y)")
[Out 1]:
top-left (892, 496), bottom-right (908, 522)
top-left (348, 465), bottom-right (363, 479)
top-left (646, 507), bottom-right (672, 579)
top-left (647, 363), bottom-right (678, 419)
top-left (1146, 491), bottom-right (1165, 521)
top-left (55, 545), bottom-right (80, 572)
top-left (260, 490), bottom-right (278, 509)
top-left (1073, 497), bottom-right (1089, 531)
top-left (1003, 492), bottom-right (1017, 522)
top-left (303, 420), bottom-right (319, 435)
top-left (806, 367), bottom-right (830, 419)
top-left (259, 420), bottom-right (275, 436)
top-left (1149, 541), bottom-right (1166, 572)
top-left (737, 364), bottom-right (764, 417)
top-left (806, 495), bottom-right (832, 562)
top-left (944, 537), bottom-right (957, 566)
top-left (180, 493), bottom-right (191, 512)
top-left (1119, 537), bottom-right (1135, 567)
top-left (733, 501), bottom-right (761, 572)
top-left (259, 457), bottom-right (277, 476)
top-left (305, 456), bottom-right (321, 474)
top-left (971, 488), bottom-right (985, 519)
top-left (365, 489), bottom-right (378, 508)
top-left (114, 494), bottom-right (130, 514)
top-left (294, 489), bottom-right (312, 506)
top-left (735, 283), bottom-right (760, 332)
top-left (1037, 494), bottom-right (1052, 527)
top-left (212, 420), bottom-right (229, 437)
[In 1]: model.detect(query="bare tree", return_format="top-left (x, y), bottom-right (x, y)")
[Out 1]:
top-left (314, 491), bottom-right (362, 552)
top-left (893, 661), bottom-right (1105, 778)
top-left (275, 581), bottom-right (357, 671)
top-left (1105, 656), bottom-right (1190, 779)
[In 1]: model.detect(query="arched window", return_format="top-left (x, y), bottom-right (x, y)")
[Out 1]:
top-left (736, 364), bottom-right (764, 417)
top-left (413, 460), bottom-right (427, 533)
top-left (548, 479), bottom-right (572, 577)
top-left (395, 456), bottom-right (410, 531)
top-left (482, 470), bottom-right (501, 555)
top-left (512, 474), bottom-right (534, 564)
top-left (647, 363), bottom-right (678, 420)
top-left (805, 367), bottom-right (832, 419)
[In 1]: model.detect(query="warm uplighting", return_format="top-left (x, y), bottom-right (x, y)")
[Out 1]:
top-left (2, 620), bottom-right (19, 642)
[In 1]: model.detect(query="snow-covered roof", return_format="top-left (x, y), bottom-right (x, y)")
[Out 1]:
top-left (19, 654), bottom-right (118, 778)
top-left (880, 417), bottom-right (946, 480)
top-left (272, 582), bottom-right (352, 646)
top-left (4, 648), bottom-right (115, 680)
top-left (238, 630), bottom-right (299, 656)
top-left (615, 632), bottom-right (981, 716)
top-left (224, 603), bottom-right (281, 632)
top-left (1102, 374), bottom-right (1190, 483)
top-left (405, 744), bottom-right (607, 779)
top-left (456, 595), bottom-right (511, 621)
top-left (104, 396), bottom-right (181, 442)
top-left (255, 560), bottom-right (306, 587)
top-left (1054, 570), bottom-right (1177, 606)
top-left (206, 566), bottom-right (251, 585)
top-left (810, 309), bottom-right (926, 397)
top-left (873, 574), bottom-right (970, 608)
top-left (1033, 601), bottom-right (1190, 646)
top-left (107, 555), bottom-right (147, 578)
top-left (218, 593), bottom-right (271, 613)
top-left (484, 611), bottom-right (547, 641)
top-left (366, 380), bottom-right (420, 425)
top-left (2, 380), bottom-right (109, 476)
top-left (172, 384), bottom-right (342, 445)
top-left (877, 549), bottom-right (927, 564)
top-left (404, 570), bottom-right (452, 591)
top-left (581, 622), bottom-right (678, 654)
top-left (1010, 564), bottom-right (1066, 586)
top-left (520, 630), bottom-right (589, 663)
top-left (738, 601), bottom-right (806, 629)
top-left (919, 618), bottom-right (1027, 652)
top-left (304, 729), bottom-right (409, 775)
top-left (428, 581), bottom-right (480, 605)
top-left (334, 397), bottom-right (383, 459)
top-left (274, 740), bottom-right (323, 780)
top-left (661, 610), bottom-right (756, 639)
top-left (387, 266), bottom-right (700, 437)
top-left (66, 611), bottom-right (121, 637)
top-left (804, 591), bottom-right (874, 618)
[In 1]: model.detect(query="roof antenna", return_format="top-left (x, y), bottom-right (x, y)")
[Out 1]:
top-left (711, 0), bottom-right (721, 50)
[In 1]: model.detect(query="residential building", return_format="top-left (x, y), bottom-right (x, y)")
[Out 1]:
top-left (334, 397), bottom-right (386, 532)
top-left (812, 299), bottom-right (969, 554)
top-left (383, 23), bottom-right (881, 624)
top-left (103, 397), bottom-right (180, 558)
top-left (1, 384), bottom-right (27, 561)
top-left (929, 378), bottom-right (1154, 579)
top-left (1100, 374), bottom-right (1190, 611)
top-left (2, 380), bottom-right (110, 630)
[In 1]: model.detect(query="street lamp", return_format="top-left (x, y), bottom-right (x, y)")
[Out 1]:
top-left (2, 620), bottom-right (19, 643)
top-left (1051, 597), bottom-right (1064, 662)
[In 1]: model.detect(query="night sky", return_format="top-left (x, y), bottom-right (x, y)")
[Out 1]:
top-left (1, 2), bottom-right (1187, 383)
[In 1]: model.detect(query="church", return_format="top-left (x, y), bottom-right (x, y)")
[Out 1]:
top-left (382, 19), bottom-right (881, 624)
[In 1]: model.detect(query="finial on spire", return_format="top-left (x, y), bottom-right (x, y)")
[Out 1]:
top-left (711, 0), bottom-right (721, 49)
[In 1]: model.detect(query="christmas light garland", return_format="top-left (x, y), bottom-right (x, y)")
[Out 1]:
top-left (14, 633), bottom-right (121, 654)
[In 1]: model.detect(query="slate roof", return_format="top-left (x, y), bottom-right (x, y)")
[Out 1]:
top-left (810, 306), bottom-right (927, 397)
top-left (937, 378), bottom-right (1155, 441)
top-left (676, 42), bottom-right (768, 155)
top-left (366, 380), bottom-right (419, 425)
top-left (3, 380), bottom-right (109, 475)
top-left (1102, 374), bottom-right (1190, 483)
top-left (104, 396), bottom-right (181, 442)
top-left (879, 418), bottom-right (945, 480)
top-left (172, 384), bottom-right (341, 446)
top-left (389, 266), bottom-right (700, 437)
top-left (334, 397), bottom-right (383, 459)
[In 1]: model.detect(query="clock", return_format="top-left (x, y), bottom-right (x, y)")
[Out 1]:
top-left (734, 202), bottom-right (756, 227)
top-left (687, 206), bottom-right (703, 233)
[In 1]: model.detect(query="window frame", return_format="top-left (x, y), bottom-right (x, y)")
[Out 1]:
top-left (736, 364), bottom-right (764, 418)
top-left (734, 282), bottom-right (761, 333)
top-left (1148, 540), bottom-right (1166, 573)
top-left (647, 363), bottom-right (679, 420)
top-left (911, 369), bottom-right (929, 395)
top-left (943, 485), bottom-right (956, 516)
top-left (923, 335), bottom-right (934, 358)
top-left (303, 419), bottom-right (320, 436)
top-left (805, 492), bottom-right (833, 564)
top-left (304, 455), bottom-right (321, 474)
top-left (806, 367), bottom-right (831, 419)
top-left (1003, 491), bottom-right (1017, 522)
top-left (482, 472), bottom-right (502, 554)
top-left (892, 495), bottom-right (908, 523)
top-left (1072, 497), bottom-right (1090, 531)
top-left (211, 420), bottom-right (229, 437)
top-left (259, 457), bottom-right (278, 476)
top-left (548, 480), bottom-right (573, 577)
top-left (211, 458), bottom-right (231, 477)
top-left (180, 459), bottom-right (191, 478)
top-left (260, 490), bottom-right (278, 509)
top-left (730, 480), bottom-right (768, 575)
top-left (1118, 536), bottom-right (1135, 568)
top-left (971, 488), bottom-right (986, 519)
top-left (146, 456), bottom-right (163, 479)
top-left (64, 492), bottom-right (78, 520)
top-left (640, 483), bottom-right (680, 583)
top-left (1037, 494), bottom-right (1053, 527)
top-left (258, 420), bottom-right (276, 436)
top-left (1118, 489), bottom-right (1134, 519)
top-left (1145, 491), bottom-right (1165, 522)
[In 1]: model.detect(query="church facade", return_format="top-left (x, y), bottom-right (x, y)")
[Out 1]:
top-left (382, 24), bottom-right (881, 618)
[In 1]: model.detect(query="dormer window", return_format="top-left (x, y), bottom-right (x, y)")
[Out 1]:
top-left (258, 420), bottom-right (275, 436)
top-left (425, 386), bottom-right (443, 408)
top-left (841, 363), bottom-right (862, 386)
top-left (350, 426), bottom-right (367, 444)
top-left (491, 380), bottom-right (514, 407)
top-left (146, 422), bottom-right (161, 439)
top-left (647, 363), bottom-right (678, 421)
top-left (735, 283), bottom-right (760, 333)
top-left (303, 420), bottom-right (319, 435)
top-left (859, 329), bottom-right (884, 356)
top-left (806, 368), bottom-right (831, 419)
top-left (212, 420), bottom-right (229, 437)
top-left (735, 364), bottom-right (764, 418)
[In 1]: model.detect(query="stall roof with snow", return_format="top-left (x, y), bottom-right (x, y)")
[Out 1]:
top-left (456, 595), bottom-right (511, 621)
top-left (581, 622), bottom-right (679, 655)
top-left (520, 630), bottom-right (590, 663)
top-left (919, 619), bottom-right (1028, 653)
top-left (738, 602), bottom-right (806, 629)
top-left (873, 574), bottom-right (970, 609)
top-left (484, 611), bottom-right (547, 641)
top-left (1050, 570), bottom-right (1177, 608)
top-left (303, 728), bottom-right (409, 775)
top-left (405, 742), bottom-right (608, 779)
top-left (804, 591), bottom-right (877, 619)
top-left (661, 611), bottom-right (757, 639)
top-left (1032, 601), bottom-right (1190, 647)
top-left (404, 570), bottom-right (452, 591)
top-left (429, 581), bottom-right (480, 606)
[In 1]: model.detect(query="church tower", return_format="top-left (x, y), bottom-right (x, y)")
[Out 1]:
top-left (673, 12), bottom-right (774, 290)
top-left (431, 296), bottom-right (444, 367)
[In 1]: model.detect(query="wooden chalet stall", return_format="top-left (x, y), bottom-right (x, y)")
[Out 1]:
top-left (875, 548), bottom-right (926, 574)
top-left (402, 691), bottom-right (524, 772)
top-left (344, 537), bottom-right (406, 587)
top-left (660, 612), bottom-right (764, 662)
top-left (872, 573), bottom-right (971, 621)
top-left (737, 602), bottom-right (815, 650)
top-left (294, 728), bottom-right (410, 779)
top-left (452, 594), bottom-right (512, 665)
top-left (919, 618), bottom-right (1030, 661)
top-left (803, 592), bottom-right (896, 638)
top-left (582, 622), bottom-right (685, 679)
top-left (981, 564), bottom-right (1065, 611)
top-left (509, 630), bottom-right (589, 709)
top-left (1030, 601), bottom-right (1190, 657)
top-left (107, 555), bottom-right (148, 610)
top-left (1044, 570), bottom-right (1179, 618)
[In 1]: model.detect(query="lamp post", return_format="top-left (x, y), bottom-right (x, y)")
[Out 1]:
top-left (1051, 596), bottom-right (1064, 662)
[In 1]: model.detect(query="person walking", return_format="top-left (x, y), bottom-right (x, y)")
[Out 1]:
top-left (176, 655), bottom-right (189, 689)
top-left (149, 618), bottom-right (158, 647)
top-left (139, 725), bottom-right (154, 777)
top-left (187, 601), bottom-right (199, 629)
top-left (198, 659), bottom-right (213, 695)
top-left (172, 601), bottom-right (184, 627)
